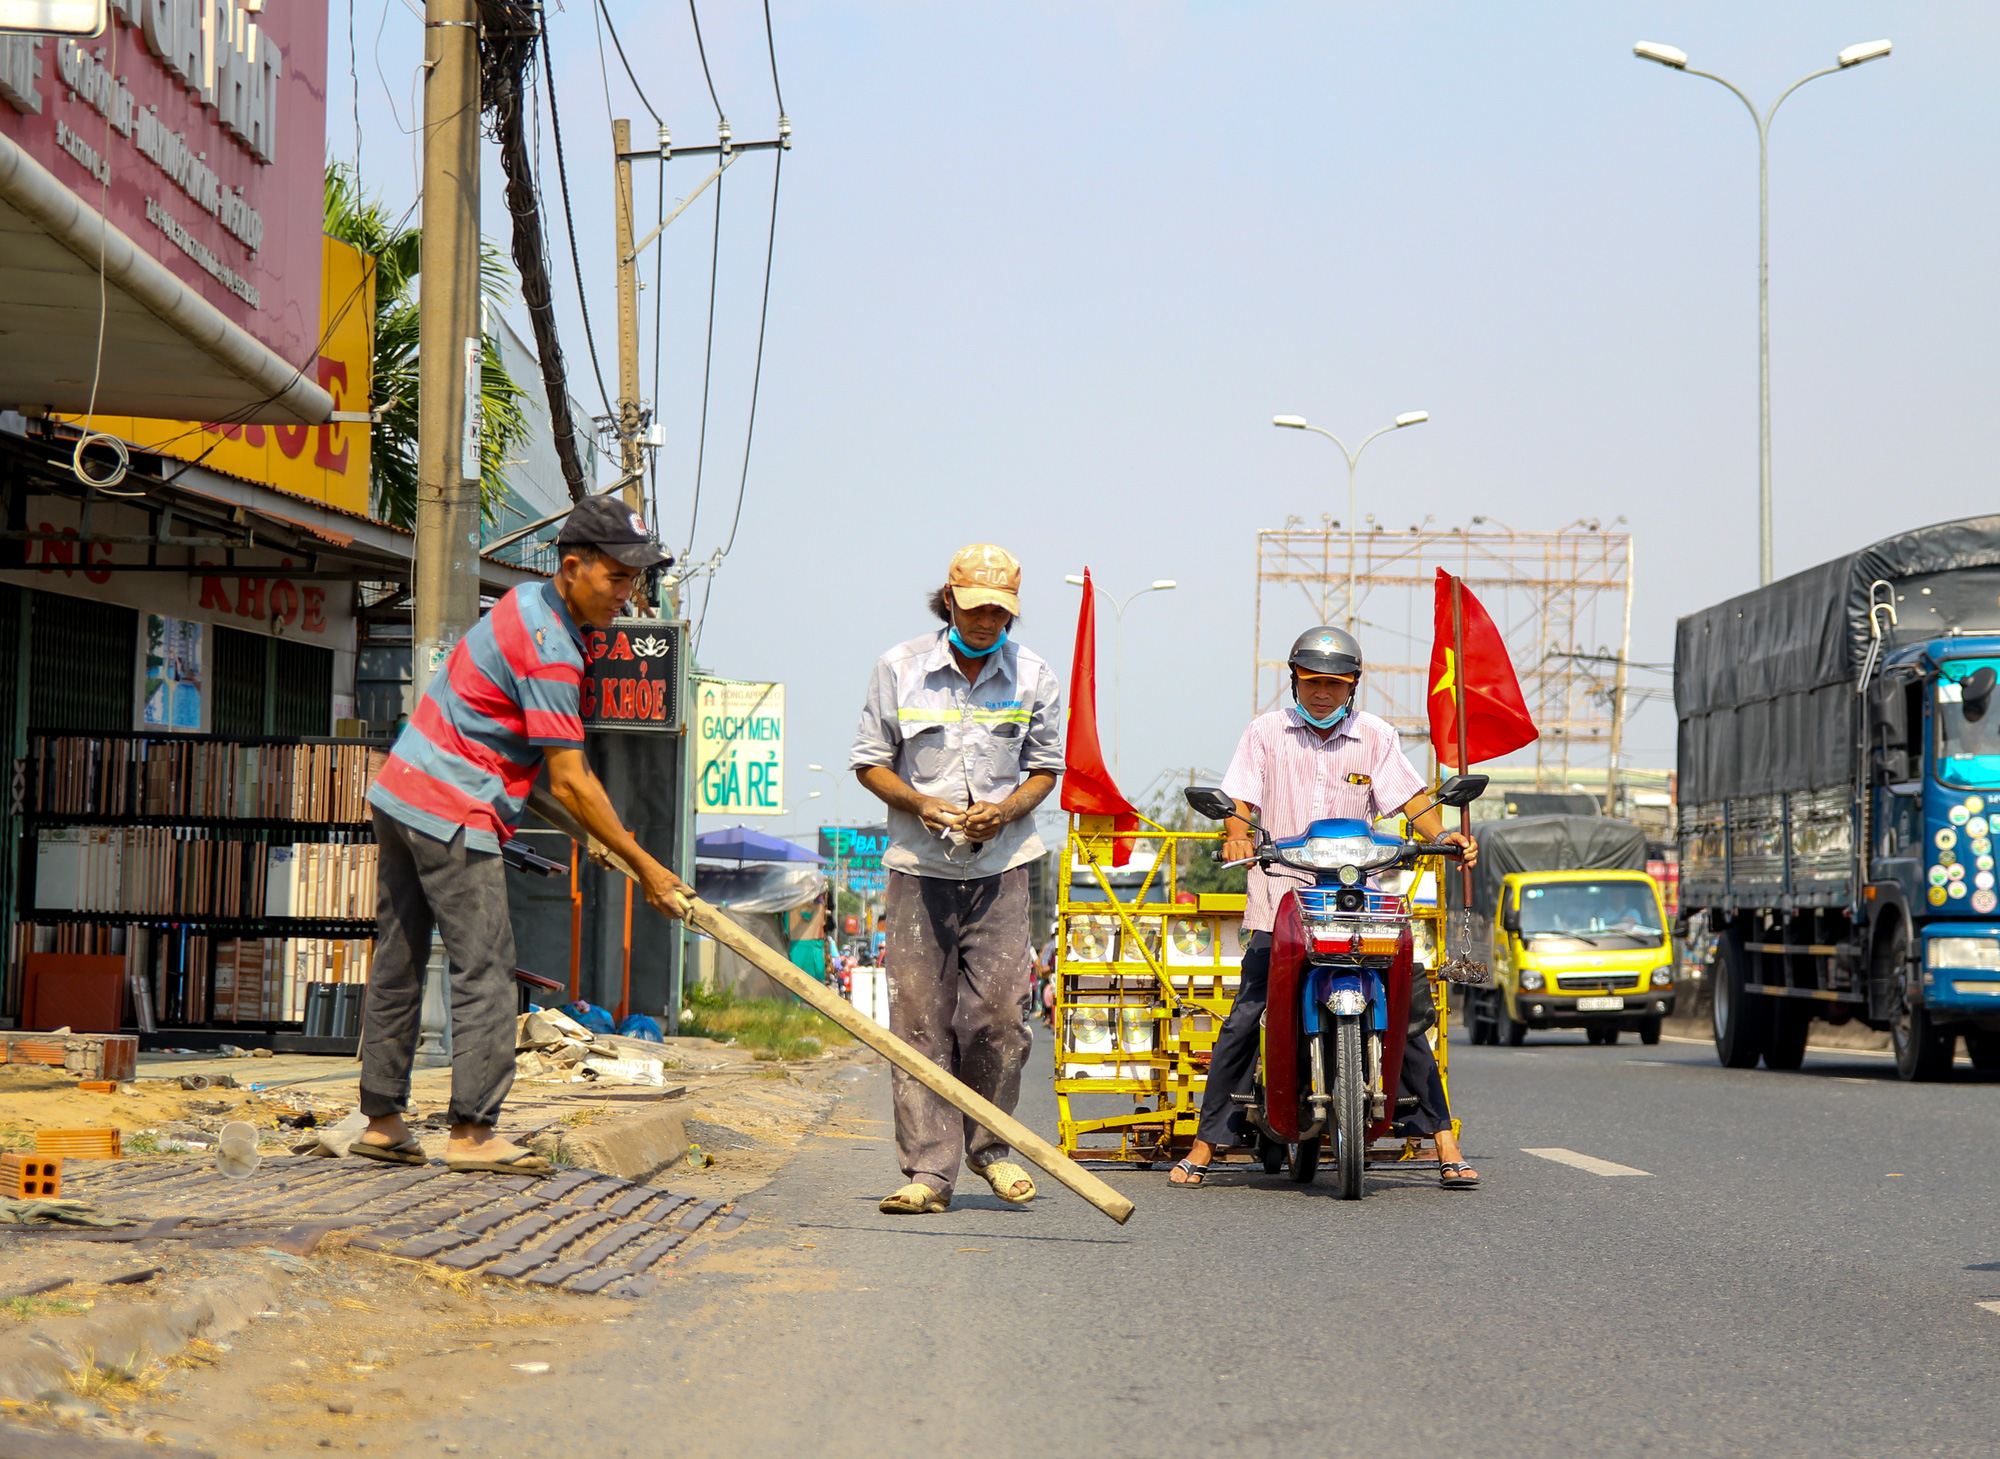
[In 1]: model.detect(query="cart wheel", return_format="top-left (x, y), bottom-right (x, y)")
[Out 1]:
top-left (1289, 1137), bottom-right (1321, 1183)
top-left (1258, 1138), bottom-right (1285, 1175)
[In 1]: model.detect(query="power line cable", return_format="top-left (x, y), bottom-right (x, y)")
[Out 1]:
top-left (540, 26), bottom-right (616, 419)
top-left (760, 0), bottom-right (785, 114)
top-left (595, 0), bottom-right (661, 125)
top-left (680, 170), bottom-right (723, 559)
top-left (686, 0), bottom-right (722, 116)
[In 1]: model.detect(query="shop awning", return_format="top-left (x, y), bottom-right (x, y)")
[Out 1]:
top-left (0, 131), bottom-right (333, 427)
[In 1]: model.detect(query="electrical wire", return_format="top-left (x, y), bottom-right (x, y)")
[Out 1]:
top-left (686, 0), bottom-right (722, 116)
top-left (761, 0), bottom-right (785, 115)
top-left (647, 130), bottom-right (664, 532)
top-left (348, 0), bottom-right (362, 167)
top-left (540, 26), bottom-right (616, 419)
top-left (595, 0), bottom-right (661, 125)
top-left (680, 169), bottom-right (722, 559)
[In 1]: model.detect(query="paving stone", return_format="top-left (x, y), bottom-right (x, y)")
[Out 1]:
top-left (524, 1223), bottom-right (655, 1287)
top-left (483, 1210), bottom-right (619, 1279)
top-left (675, 1198), bottom-right (725, 1231)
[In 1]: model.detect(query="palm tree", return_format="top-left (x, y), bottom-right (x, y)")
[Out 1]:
top-left (323, 163), bottom-right (530, 530)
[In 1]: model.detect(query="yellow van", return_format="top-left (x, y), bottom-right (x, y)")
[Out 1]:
top-left (1467, 868), bottom-right (1676, 1046)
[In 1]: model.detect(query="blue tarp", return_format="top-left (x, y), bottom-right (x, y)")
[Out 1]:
top-left (694, 825), bottom-right (825, 863)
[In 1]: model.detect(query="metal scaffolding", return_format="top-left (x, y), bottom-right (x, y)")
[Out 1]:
top-left (1253, 519), bottom-right (1635, 790)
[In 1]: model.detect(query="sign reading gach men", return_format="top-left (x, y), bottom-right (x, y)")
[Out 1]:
top-left (694, 679), bottom-right (783, 816)
top-left (583, 619), bottom-right (682, 732)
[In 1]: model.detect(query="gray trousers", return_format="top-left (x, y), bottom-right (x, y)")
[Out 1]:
top-left (360, 810), bottom-right (519, 1128)
top-left (884, 867), bottom-right (1033, 1196)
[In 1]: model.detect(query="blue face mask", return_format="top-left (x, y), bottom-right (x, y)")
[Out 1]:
top-left (950, 626), bottom-right (1008, 659)
top-left (1294, 697), bottom-right (1350, 731)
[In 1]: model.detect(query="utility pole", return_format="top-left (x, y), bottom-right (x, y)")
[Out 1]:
top-left (411, 0), bottom-right (481, 1067)
top-left (611, 118), bottom-right (645, 509)
top-left (412, 0), bottom-right (483, 701)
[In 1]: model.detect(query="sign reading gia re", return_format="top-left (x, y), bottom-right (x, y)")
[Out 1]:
top-left (694, 679), bottom-right (783, 817)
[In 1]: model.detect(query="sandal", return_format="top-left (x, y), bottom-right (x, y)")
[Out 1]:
top-left (1440, 1161), bottom-right (1481, 1190)
top-left (351, 1136), bottom-right (429, 1166)
top-left (1168, 1159), bottom-right (1209, 1187)
top-left (973, 1160), bottom-right (1035, 1205)
top-left (879, 1182), bottom-right (951, 1215)
top-left (444, 1146), bottom-right (551, 1174)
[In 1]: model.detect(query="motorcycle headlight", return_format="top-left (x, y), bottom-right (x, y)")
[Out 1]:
top-left (1520, 969), bottom-right (1545, 991)
top-left (1287, 835), bottom-right (1400, 873)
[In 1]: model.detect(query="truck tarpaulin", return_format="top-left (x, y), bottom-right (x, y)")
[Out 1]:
top-left (1674, 514), bottom-right (2000, 803)
top-left (1459, 815), bottom-right (1650, 916)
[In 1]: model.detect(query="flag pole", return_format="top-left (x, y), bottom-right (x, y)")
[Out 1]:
top-left (1451, 573), bottom-right (1473, 908)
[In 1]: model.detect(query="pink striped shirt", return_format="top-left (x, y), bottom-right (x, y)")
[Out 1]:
top-left (1220, 707), bottom-right (1427, 931)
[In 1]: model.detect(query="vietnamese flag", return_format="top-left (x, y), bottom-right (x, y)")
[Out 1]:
top-left (1427, 568), bottom-right (1538, 767)
top-left (1061, 568), bottom-right (1142, 865)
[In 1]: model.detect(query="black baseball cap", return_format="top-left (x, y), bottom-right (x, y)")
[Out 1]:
top-left (556, 493), bottom-right (673, 569)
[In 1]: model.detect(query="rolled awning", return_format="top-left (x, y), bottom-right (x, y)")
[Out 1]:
top-left (0, 126), bottom-right (333, 426)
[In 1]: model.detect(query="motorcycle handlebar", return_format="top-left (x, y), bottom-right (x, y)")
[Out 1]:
top-left (1410, 841), bottom-right (1467, 860)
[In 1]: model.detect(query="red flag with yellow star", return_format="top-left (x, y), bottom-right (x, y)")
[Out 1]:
top-left (1428, 568), bottom-right (1538, 767)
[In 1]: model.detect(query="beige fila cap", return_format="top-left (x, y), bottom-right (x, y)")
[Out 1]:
top-left (947, 543), bottom-right (1022, 615)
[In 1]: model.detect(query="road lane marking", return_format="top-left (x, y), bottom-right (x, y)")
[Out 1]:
top-left (1978, 1301), bottom-right (2000, 1317)
top-left (1522, 1147), bottom-right (1652, 1177)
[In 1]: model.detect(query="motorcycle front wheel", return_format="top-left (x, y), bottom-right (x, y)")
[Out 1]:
top-left (1332, 1016), bottom-right (1366, 1200)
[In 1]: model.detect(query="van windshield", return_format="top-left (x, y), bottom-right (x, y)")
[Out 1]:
top-left (1517, 881), bottom-right (1662, 950)
top-left (1936, 659), bottom-right (2000, 790)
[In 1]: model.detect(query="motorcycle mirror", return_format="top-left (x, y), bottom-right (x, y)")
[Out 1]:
top-left (1437, 773), bottom-right (1490, 807)
top-left (1964, 666), bottom-right (1997, 723)
top-left (1183, 786), bottom-right (1237, 822)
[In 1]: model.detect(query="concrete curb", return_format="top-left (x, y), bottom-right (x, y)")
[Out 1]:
top-left (0, 1272), bottom-right (281, 1404)
top-left (527, 1105), bottom-right (689, 1182)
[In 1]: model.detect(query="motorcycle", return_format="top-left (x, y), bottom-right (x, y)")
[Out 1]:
top-left (1183, 774), bottom-right (1488, 1199)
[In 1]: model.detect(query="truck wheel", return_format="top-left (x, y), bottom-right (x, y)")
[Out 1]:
top-left (1967, 1030), bottom-right (2000, 1072)
top-left (1764, 1000), bottom-right (1810, 1070)
top-left (1601, 1027), bottom-right (1619, 1046)
top-left (1497, 995), bottom-right (1526, 1047)
top-left (1892, 997), bottom-right (1955, 1082)
top-left (1712, 931), bottom-right (1768, 1069)
top-left (1638, 1017), bottom-right (1662, 1046)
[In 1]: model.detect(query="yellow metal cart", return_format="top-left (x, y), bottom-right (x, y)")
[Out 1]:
top-left (1052, 813), bottom-right (1456, 1166)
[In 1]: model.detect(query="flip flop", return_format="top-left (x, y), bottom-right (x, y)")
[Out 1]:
top-left (444, 1146), bottom-right (551, 1174)
top-left (1440, 1161), bottom-right (1481, 1190)
top-left (1168, 1159), bottom-right (1209, 1187)
top-left (973, 1160), bottom-right (1036, 1205)
top-left (878, 1182), bottom-right (951, 1214)
top-left (351, 1137), bottom-right (429, 1166)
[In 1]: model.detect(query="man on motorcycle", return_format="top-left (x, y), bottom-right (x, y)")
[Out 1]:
top-left (1169, 626), bottom-right (1484, 1191)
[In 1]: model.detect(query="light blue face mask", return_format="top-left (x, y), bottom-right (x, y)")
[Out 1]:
top-left (950, 626), bottom-right (1008, 659)
top-left (1294, 697), bottom-right (1351, 731)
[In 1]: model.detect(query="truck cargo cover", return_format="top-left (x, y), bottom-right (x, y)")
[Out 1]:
top-left (1465, 815), bottom-right (1649, 914)
top-left (1676, 514), bottom-right (2000, 801)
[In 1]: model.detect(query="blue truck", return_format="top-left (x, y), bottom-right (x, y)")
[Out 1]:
top-left (1675, 514), bottom-right (2000, 1079)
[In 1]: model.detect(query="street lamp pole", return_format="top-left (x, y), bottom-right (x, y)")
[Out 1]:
top-left (1633, 38), bottom-right (1891, 587)
top-left (1272, 411), bottom-right (1429, 630)
top-left (807, 764), bottom-right (845, 938)
top-left (1063, 576), bottom-right (1177, 777)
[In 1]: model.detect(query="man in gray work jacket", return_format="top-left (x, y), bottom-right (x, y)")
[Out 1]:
top-left (850, 544), bottom-right (1064, 1214)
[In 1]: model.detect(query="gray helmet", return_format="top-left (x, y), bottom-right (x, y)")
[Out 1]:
top-left (1288, 625), bottom-right (1362, 678)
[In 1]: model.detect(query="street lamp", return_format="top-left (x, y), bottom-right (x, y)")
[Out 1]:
top-left (1272, 411), bottom-right (1428, 629)
top-left (1633, 37), bottom-right (1891, 586)
top-left (806, 764), bottom-right (847, 938)
top-left (1063, 575), bottom-right (1177, 777)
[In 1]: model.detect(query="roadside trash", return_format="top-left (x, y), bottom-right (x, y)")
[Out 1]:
top-left (583, 1056), bottom-right (666, 1086)
top-left (562, 1000), bottom-right (618, 1036)
top-left (685, 1144), bottom-right (711, 1168)
top-left (0, 1197), bottom-right (130, 1227)
top-left (312, 1110), bottom-right (369, 1158)
top-left (179, 1074), bottom-right (212, 1091)
top-left (615, 1014), bottom-right (664, 1042)
top-left (275, 1111), bottom-right (319, 1130)
top-left (77, 1080), bottom-right (116, 1093)
top-left (219, 1121), bottom-right (258, 1144)
top-left (510, 1362), bottom-right (550, 1374)
top-left (218, 1044), bottom-right (250, 1058)
top-left (217, 1136), bottom-right (261, 1179)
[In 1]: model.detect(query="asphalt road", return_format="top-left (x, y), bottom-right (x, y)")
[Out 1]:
top-left (458, 1024), bottom-right (2000, 1459)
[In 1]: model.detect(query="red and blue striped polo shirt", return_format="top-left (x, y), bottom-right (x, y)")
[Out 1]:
top-left (368, 582), bottom-right (588, 852)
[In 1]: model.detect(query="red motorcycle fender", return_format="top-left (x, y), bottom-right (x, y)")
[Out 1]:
top-left (1262, 892), bottom-right (1311, 1141)
top-left (1366, 925), bottom-right (1417, 1143)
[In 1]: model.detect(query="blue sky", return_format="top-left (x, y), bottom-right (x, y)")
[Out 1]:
top-left (332, 2), bottom-right (2000, 836)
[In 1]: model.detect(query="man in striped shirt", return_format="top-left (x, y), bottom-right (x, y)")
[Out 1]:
top-left (1171, 626), bottom-right (1483, 1190)
top-left (358, 496), bottom-right (687, 1174)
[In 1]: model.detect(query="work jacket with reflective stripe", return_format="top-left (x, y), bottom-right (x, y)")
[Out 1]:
top-left (848, 629), bottom-right (1064, 880)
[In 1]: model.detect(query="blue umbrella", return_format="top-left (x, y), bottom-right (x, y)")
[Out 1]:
top-left (695, 825), bottom-right (827, 864)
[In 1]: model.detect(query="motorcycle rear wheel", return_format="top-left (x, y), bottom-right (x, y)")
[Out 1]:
top-left (1332, 1016), bottom-right (1366, 1200)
